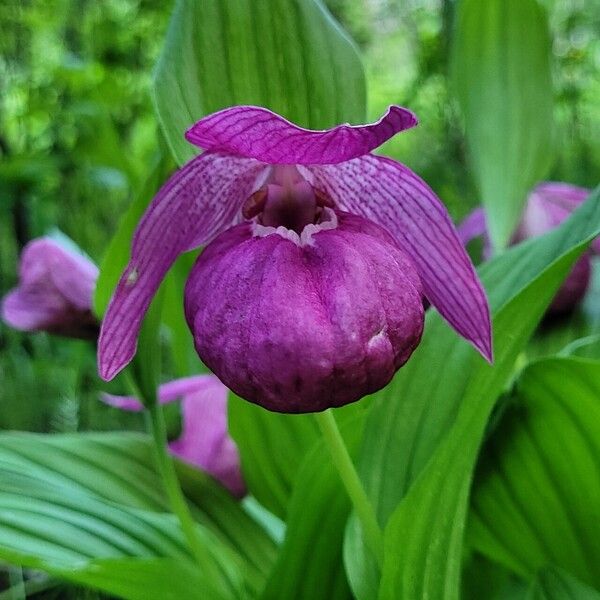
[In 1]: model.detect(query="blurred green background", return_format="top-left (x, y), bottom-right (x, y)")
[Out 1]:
top-left (1, 0), bottom-right (599, 436)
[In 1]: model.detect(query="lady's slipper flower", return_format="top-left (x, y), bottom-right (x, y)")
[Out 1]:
top-left (98, 105), bottom-right (492, 413)
top-left (459, 182), bottom-right (596, 314)
top-left (2, 237), bottom-right (99, 339)
top-left (101, 375), bottom-right (246, 498)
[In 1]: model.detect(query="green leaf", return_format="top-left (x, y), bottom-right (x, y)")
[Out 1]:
top-left (129, 287), bottom-right (164, 406)
top-left (348, 188), bottom-right (600, 599)
top-left (228, 395), bottom-right (320, 519)
top-left (462, 553), bottom-right (529, 600)
top-left (469, 357), bottom-right (600, 588)
top-left (0, 432), bottom-right (276, 599)
top-left (452, 0), bottom-right (554, 250)
top-left (163, 251), bottom-right (202, 377)
top-left (0, 471), bottom-right (237, 600)
top-left (153, 0), bottom-right (366, 165)
top-left (260, 418), bottom-right (363, 600)
top-left (528, 568), bottom-right (600, 600)
top-left (229, 395), bottom-right (367, 521)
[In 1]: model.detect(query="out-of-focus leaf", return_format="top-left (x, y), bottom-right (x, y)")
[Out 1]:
top-left (559, 333), bottom-right (600, 359)
top-left (260, 419), bottom-right (363, 600)
top-left (528, 568), bottom-right (600, 600)
top-left (462, 553), bottom-right (529, 600)
top-left (452, 0), bottom-right (554, 250)
top-left (153, 0), bottom-right (366, 165)
top-left (469, 357), bottom-right (600, 588)
top-left (347, 188), bottom-right (600, 600)
top-left (0, 432), bottom-right (276, 598)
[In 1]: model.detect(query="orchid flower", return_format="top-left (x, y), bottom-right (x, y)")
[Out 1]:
top-left (459, 182), bottom-right (596, 314)
top-left (2, 237), bottom-right (99, 339)
top-left (98, 105), bottom-right (492, 413)
top-left (101, 375), bottom-right (246, 498)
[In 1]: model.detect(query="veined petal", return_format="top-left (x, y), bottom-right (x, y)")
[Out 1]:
top-left (98, 152), bottom-right (267, 380)
top-left (185, 105), bottom-right (417, 165)
top-left (310, 156), bottom-right (492, 361)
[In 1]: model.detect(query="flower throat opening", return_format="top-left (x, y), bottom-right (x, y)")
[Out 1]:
top-left (243, 165), bottom-right (335, 236)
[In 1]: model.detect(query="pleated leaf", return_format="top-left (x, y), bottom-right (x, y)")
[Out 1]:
top-left (528, 568), bottom-right (600, 600)
top-left (260, 419), bottom-right (363, 600)
top-left (452, 0), bottom-right (554, 251)
top-left (0, 432), bottom-right (276, 599)
top-left (228, 394), bottom-right (320, 519)
top-left (469, 357), bottom-right (600, 589)
top-left (153, 0), bottom-right (366, 165)
top-left (346, 188), bottom-right (600, 599)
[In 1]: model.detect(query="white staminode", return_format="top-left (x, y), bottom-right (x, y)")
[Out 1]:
top-left (252, 207), bottom-right (338, 246)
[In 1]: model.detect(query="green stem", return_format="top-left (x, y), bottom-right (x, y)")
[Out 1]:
top-left (145, 402), bottom-right (218, 578)
top-left (314, 409), bottom-right (384, 568)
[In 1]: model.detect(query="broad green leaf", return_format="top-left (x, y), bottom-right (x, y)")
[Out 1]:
top-left (347, 188), bottom-right (600, 599)
top-left (0, 432), bottom-right (276, 598)
top-left (153, 0), bottom-right (366, 165)
top-left (260, 419), bottom-right (363, 600)
top-left (0, 471), bottom-right (239, 600)
top-left (462, 553), bottom-right (529, 600)
top-left (528, 568), bottom-right (600, 600)
top-left (229, 396), bottom-right (367, 521)
top-left (0, 553), bottom-right (227, 600)
top-left (50, 558), bottom-right (231, 600)
top-left (379, 254), bottom-right (581, 600)
top-left (228, 395), bottom-right (320, 519)
top-left (377, 195), bottom-right (600, 599)
top-left (452, 0), bottom-right (554, 250)
top-left (469, 357), bottom-right (600, 588)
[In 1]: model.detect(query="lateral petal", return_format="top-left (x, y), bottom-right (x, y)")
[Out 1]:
top-left (98, 152), bottom-right (267, 380)
top-left (310, 156), bottom-right (492, 361)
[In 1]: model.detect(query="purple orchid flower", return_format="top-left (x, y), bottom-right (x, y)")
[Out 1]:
top-left (459, 182), bottom-right (596, 315)
top-left (98, 105), bottom-right (492, 413)
top-left (101, 374), bottom-right (246, 498)
top-left (2, 237), bottom-right (100, 339)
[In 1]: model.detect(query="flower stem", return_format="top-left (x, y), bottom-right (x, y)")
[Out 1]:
top-left (145, 402), bottom-right (217, 577)
top-left (314, 409), bottom-right (384, 568)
